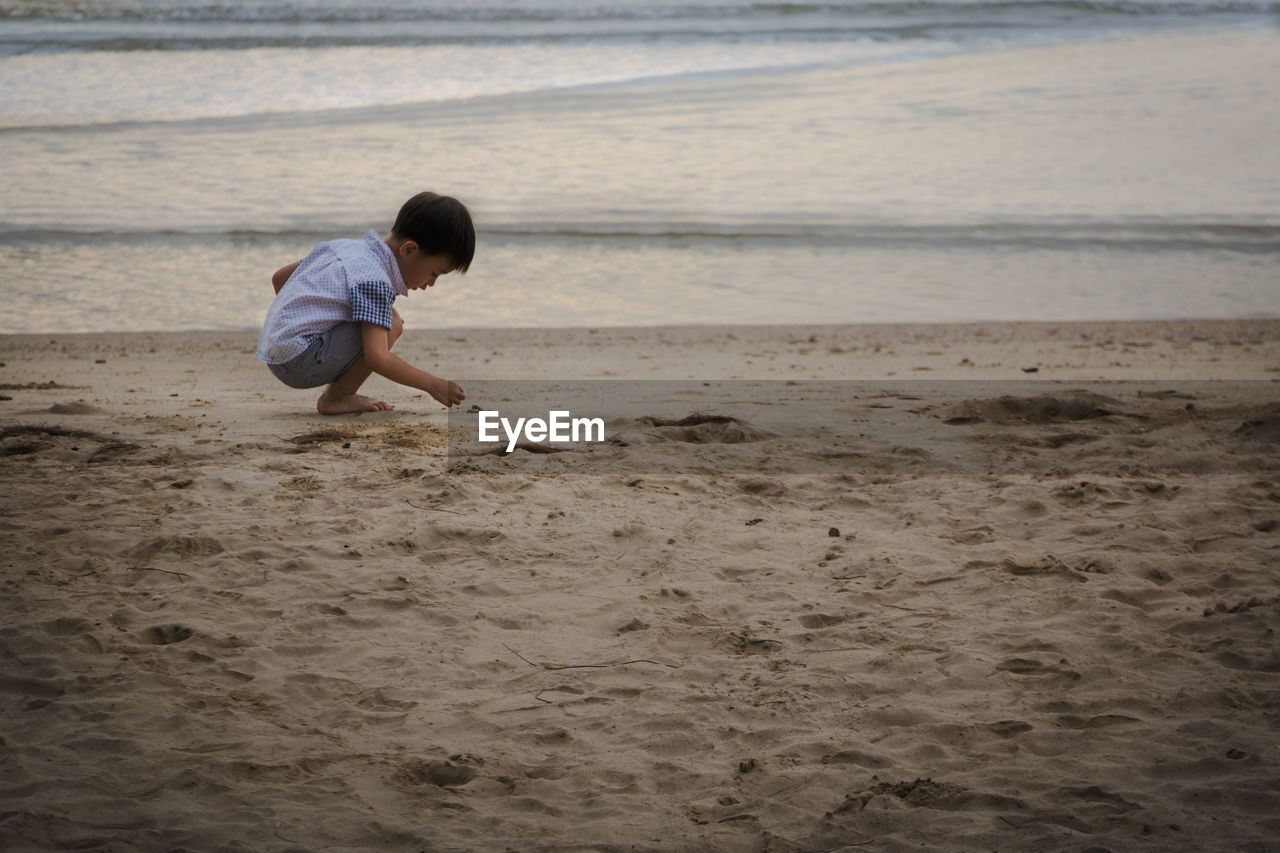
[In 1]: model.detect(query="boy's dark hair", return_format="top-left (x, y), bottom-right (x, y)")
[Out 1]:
top-left (392, 191), bottom-right (475, 273)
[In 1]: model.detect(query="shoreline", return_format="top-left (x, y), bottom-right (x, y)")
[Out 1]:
top-left (5, 313), bottom-right (1274, 371)
top-left (4, 317), bottom-right (1277, 466)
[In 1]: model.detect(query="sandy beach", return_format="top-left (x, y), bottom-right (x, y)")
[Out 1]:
top-left (1, 319), bottom-right (1278, 851)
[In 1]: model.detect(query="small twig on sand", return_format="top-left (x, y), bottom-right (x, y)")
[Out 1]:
top-left (405, 499), bottom-right (462, 514)
top-left (128, 566), bottom-right (191, 582)
top-left (503, 644), bottom-right (677, 671)
top-left (546, 659), bottom-right (674, 671)
top-left (504, 645), bottom-right (541, 667)
top-left (274, 827), bottom-right (341, 850)
top-left (273, 829), bottom-right (302, 846)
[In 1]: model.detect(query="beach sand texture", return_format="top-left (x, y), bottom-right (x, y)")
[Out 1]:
top-left (2, 320), bottom-right (1279, 851)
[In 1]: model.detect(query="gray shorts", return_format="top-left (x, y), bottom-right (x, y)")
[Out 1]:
top-left (268, 322), bottom-right (364, 389)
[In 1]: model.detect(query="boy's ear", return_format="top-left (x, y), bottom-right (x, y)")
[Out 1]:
top-left (398, 239), bottom-right (420, 258)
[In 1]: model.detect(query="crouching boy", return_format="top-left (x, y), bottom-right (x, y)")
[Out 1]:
top-left (257, 191), bottom-right (472, 414)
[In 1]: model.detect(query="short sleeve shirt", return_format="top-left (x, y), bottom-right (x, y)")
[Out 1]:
top-left (256, 230), bottom-right (408, 364)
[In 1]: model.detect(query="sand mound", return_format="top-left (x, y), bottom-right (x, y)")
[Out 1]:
top-left (941, 391), bottom-right (1121, 425)
top-left (1232, 404), bottom-right (1280, 442)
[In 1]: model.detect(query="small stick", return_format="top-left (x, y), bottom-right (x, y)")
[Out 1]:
top-left (128, 566), bottom-right (191, 582)
top-left (545, 659), bottom-right (673, 671)
top-left (274, 828), bottom-right (340, 850)
top-left (503, 644), bottom-right (676, 670)
top-left (504, 644), bottom-right (540, 667)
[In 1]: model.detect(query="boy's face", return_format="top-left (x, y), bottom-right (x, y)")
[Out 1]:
top-left (396, 241), bottom-right (454, 291)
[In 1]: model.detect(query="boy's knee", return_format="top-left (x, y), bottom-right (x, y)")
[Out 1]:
top-left (390, 310), bottom-right (404, 346)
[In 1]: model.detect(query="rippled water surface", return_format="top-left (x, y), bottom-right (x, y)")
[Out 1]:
top-left (1, 0), bottom-right (1277, 331)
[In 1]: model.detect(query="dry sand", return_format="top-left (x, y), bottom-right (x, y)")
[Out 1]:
top-left (2, 319), bottom-right (1278, 852)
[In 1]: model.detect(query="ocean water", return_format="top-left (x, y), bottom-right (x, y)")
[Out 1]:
top-left (0, 0), bottom-right (1277, 332)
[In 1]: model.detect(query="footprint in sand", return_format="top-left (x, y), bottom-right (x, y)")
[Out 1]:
top-left (996, 657), bottom-right (1081, 683)
top-left (143, 624), bottom-right (193, 645)
top-left (395, 759), bottom-right (478, 789)
top-left (798, 613), bottom-right (849, 629)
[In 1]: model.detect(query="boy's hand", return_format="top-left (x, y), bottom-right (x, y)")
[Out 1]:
top-left (431, 379), bottom-right (466, 408)
top-left (357, 322), bottom-right (464, 407)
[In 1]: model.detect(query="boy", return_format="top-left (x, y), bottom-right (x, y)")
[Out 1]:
top-left (257, 192), bottom-right (472, 415)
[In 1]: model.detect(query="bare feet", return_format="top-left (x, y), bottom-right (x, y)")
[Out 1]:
top-left (316, 390), bottom-right (394, 415)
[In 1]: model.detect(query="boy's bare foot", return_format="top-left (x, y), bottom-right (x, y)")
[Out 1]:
top-left (316, 390), bottom-right (394, 415)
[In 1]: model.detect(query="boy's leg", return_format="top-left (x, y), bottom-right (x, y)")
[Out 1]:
top-left (317, 312), bottom-right (404, 415)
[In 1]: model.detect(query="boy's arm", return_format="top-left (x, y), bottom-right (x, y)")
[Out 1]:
top-left (272, 262), bottom-right (301, 294)
top-left (361, 322), bottom-right (465, 407)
